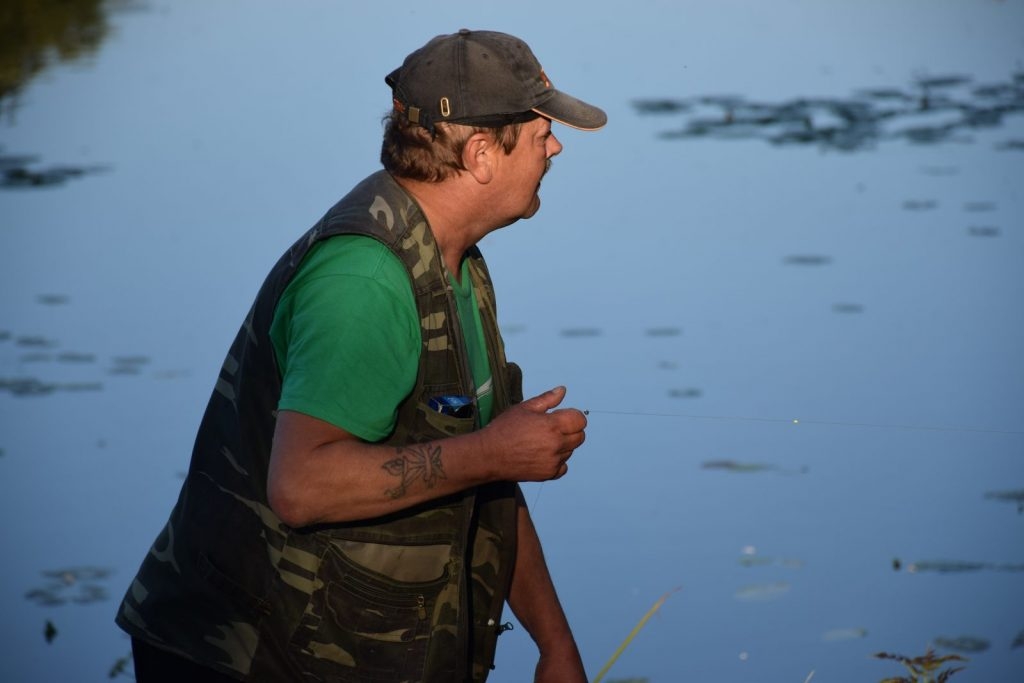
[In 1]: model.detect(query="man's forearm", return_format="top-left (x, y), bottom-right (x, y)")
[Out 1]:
top-left (507, 488), bottom-right (586, 681)
top-left (267, 387), bottom-right (585, 528)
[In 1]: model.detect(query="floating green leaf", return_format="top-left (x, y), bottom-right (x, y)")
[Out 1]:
top-left (874, 648), bottom-right (967, 682)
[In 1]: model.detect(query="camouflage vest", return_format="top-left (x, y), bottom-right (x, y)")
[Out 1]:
top-left (116, 171), bottom-right (523, 682)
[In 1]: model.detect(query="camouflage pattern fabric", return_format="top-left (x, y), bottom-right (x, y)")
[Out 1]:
top-left (116, 171), bottom-right (521, 681)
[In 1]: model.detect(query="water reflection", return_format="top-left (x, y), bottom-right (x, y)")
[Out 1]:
top-left (0, 1), bottom-right (124, 188)
top-left (634, 72), bottom-right (1024, 151)
top-left (0, 0), bottom-right (112, 116)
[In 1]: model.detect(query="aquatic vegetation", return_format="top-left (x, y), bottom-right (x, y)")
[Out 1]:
top-left (702, 459), bottom-right (776, 473)
top-left (822, 627), bottom-right (868, 642)
top-left (0, 376), bottom-right (104, 396)
top-left (111, 354), bottom-right (151, 365)
top-left (738, 553), bottom-right (804, 569)
top-left (902, 199), bottom-right (939, 211)
top-left (873, 648), bottom-right (966, 682)
top-left (1013, 630), bottom-right (1024, 649)
top-left (593, 588), bottom-right (679, 683)
top-left (668, 387), bottom-right (702, 399)
top-left (36, 294), bottom-right (70, 305)
top-left (832, 303), bottom-right (865, 314)
top-left (967, 226), bottom-right (1000, 238)
top-left (733, 580), bottom-right (790, 601)
top-left (15, 335), bottom-right (56, 348)
top-left (24, 566), bottom-right (114, 606)
top-left (644, 326), bottom-right (682, 337)
top-left (701, 459), bottom-right (807, 475)
top-left (44, 620), bottom-right (57, 643)
top-left (984, 489), bottom-right (1024, 513)
top-left (919, 165), bottom-right (960, 176)
top-left (1, 377), bottom-right (57, 396)
top-left (57, 351), bottom-right (98, 363)
top-left (107, 364), bottom-right (143, 376)
top-left (932, 636), bottom-right (989, 654)
top-left (783, 254), bottom-right (832, 266)
top-left (1, 164), bottom-right (109, 188)
top-left (560, 327), bottom-right (602, 338)
top-left (633, 71), bottom-right (1024, 152)
top-left (894, 559), bottom-right (1024, 574)
top-left (108, 653), bottom-right (133, 679)
top-left (963, 201), bottom-right (997, 212)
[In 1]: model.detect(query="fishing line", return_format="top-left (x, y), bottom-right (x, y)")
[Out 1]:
top-left (582, 409), bottom-right (1024, 436)
top-left (528, 407), bottom-right (1020, 512)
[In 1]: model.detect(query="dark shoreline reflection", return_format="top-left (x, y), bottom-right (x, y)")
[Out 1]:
top-left (0, 1), bottom-right (138, 188)
top-left (0, 0), bottom-right (111, 116)
top-left (634, 72), bottom-right (1024, 151)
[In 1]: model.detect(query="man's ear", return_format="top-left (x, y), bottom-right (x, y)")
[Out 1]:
top-left (462, 132), bottom-right (495, 184)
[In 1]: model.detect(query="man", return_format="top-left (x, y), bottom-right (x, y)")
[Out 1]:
top-left (115, 29), bottom-right (606, 682)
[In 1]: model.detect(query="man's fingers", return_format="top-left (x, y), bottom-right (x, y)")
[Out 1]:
top-left (521, 385), bottom-right (567, 413)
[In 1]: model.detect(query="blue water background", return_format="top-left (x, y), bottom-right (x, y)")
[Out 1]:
top-left (1, 1), bottom-right (1022, 681)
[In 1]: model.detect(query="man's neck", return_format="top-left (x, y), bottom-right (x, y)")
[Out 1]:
top-left (393, 174), bottom-right (485, 279)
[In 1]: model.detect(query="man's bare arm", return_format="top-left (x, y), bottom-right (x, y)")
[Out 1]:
top-left (507, 488), bottom-right (587, 683)
top-left (267, 386), bottom-right (585, 527)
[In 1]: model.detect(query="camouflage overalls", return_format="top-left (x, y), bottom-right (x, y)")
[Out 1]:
top-left (116, 171), bottom-right (522, 682)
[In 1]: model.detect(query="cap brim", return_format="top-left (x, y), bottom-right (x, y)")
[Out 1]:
top-left (532, 90), bottom-right (607, 131)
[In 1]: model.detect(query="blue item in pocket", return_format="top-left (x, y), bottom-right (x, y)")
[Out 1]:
top-left (428, 395), bottom-right (475, 419)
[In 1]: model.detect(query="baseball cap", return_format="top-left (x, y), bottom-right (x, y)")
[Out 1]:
top-left (386, 29), bottom-right (607, 134)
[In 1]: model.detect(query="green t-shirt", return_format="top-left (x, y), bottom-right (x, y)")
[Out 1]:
top-left (270, 235), bottom-right (492, 441)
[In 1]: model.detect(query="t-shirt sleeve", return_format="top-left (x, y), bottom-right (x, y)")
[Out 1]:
top-left (269, 236), bottom-right (420, 441)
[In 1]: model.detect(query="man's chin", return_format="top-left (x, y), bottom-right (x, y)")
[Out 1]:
top-left (522, 194), bottom-right (541, 219)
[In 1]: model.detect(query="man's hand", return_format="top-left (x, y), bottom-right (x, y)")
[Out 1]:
top-left (480, 386), bottom-right (587, 481)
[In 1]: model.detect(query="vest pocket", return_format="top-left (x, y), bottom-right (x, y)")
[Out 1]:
top-left (419, 400), bottom-right (476, 437)
top-left (289, 541), bottom-right (452, 682)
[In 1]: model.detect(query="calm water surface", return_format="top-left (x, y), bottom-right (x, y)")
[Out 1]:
top-left (1, 2), bottom-right (1022, 682)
